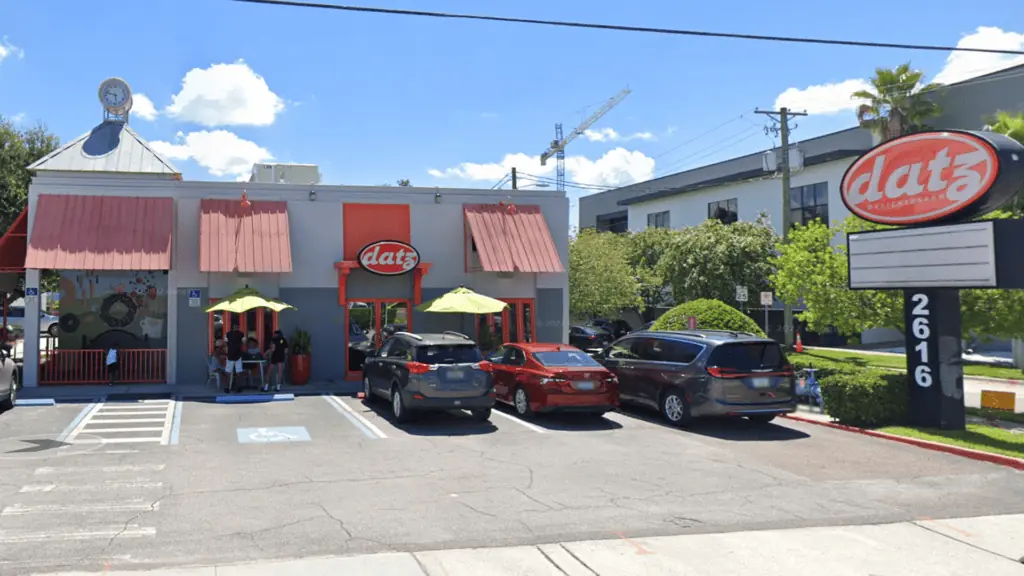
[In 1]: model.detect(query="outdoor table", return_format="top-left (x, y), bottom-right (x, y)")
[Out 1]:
top-left (242, 359), bottom-right (266, 387)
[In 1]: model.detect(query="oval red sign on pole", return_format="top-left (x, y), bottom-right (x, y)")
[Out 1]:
top-left (840, 130), bottom-right (1024, 226)
top-left (358, 240), bottom-right (420, 276)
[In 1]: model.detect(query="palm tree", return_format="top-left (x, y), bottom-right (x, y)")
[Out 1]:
top-left (852, 63), bottom-right (943, 141)
top-left (984, 110), bottom-right (1024, 144)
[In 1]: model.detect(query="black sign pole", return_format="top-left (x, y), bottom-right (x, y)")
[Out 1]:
top-left (903, 289), bottom-right (966, 430)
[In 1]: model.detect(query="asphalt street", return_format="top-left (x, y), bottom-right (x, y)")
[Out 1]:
top-left (1, 394), bottom-right (1023, 575)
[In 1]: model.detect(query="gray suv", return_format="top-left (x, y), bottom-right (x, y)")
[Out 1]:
top-left (362, 331), bottom-right (495, 423)
top-left (596, 329), bottom-right (796, 426)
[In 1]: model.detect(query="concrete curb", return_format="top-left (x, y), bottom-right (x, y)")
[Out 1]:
top-left (782, 413), bottom-right (1024, 471)
top-left (214, 393), bottom-right (295, 404)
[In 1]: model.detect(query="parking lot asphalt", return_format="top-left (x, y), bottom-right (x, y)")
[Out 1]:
top-left (1, 395), bottom-right (1023, 575)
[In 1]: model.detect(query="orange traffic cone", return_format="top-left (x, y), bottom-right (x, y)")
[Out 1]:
top-left (795, 331), bottom-right (804, 353)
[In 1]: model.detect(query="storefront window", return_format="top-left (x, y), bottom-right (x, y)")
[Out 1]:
top-left (208, 301), bottom-right (278, 353)
top-left (475, 299), bottom-right (536, 346)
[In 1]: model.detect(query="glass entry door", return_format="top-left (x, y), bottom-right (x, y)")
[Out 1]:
top-left (346, 299), bottom-right (410, 380)
top-left (475, 298), bottom-right (536, 346)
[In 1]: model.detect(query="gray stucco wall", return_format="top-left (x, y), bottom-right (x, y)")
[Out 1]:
top-left (346, 270), bottom-right (414, 300)
top-left (176, 289), bottom-right (212, 386)
top-left (536, 288), bottom-right (564, 343)
top-left (278, 288), bottom-right (347, 383)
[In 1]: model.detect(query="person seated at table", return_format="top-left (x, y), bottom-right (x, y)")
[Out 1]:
top-left (243, 337), bottom-right (265, 387)
top-left (208, 341), bottom-right (227, 376)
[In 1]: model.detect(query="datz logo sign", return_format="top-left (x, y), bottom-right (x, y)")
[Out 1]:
top-left (840, 130), bottom-right (1024, 429)
top-left (358, 240), bottom-right (420, 276)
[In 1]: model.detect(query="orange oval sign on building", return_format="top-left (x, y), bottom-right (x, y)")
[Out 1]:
top-left (840, 131), bottom-right (1001, 225)
top-left (358, 240), bottom-right (420, 276)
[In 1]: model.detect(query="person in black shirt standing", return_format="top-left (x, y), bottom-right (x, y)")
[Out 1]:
top-left (264, 330), bottom-right (288, 392)
top-left (224, 320), bottom-right (246, 393)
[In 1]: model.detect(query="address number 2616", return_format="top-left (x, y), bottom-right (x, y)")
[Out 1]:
top-left (910, 293), bottom-right (932, 388)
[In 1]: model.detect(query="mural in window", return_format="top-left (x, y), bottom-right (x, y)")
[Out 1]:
top-left (55, 271), bottom-right (168, 351)
top-left (708, 198), bottom-right (738, 224)
top-left (790, 182), bottom-right (829, 227)
top-left (646, 211), bottom-right (670, 229)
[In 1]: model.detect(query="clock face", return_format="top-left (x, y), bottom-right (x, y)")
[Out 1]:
top-left (98, 79), bottom-right (131, 111)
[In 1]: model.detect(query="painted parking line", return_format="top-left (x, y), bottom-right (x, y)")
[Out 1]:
top-left (323, 395), bottom-right (388, 439)
top-left (490, 409), bottom-right (548, 433)
top-left (64, 399), bottom-right (177, 445)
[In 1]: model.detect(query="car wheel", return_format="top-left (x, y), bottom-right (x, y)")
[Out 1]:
top-left (391, 384), bottom-right (410, 423)
top-left (513, 386), bottom-right (534, 418)
top-left (47, 324), bottom-right (59, 338)
top-left (362, 375), bottom-right (374, 402)
top-left (747, 414), bottom-right (776, 425)
top-left (661, 390), bottom-right (691, 427)
top-left (470, 408), bottom-right (491, 421)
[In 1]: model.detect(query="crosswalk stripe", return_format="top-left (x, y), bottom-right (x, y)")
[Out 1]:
top-left (2, 500), bottom-right (158, 515)
top-left (72, 437), bottom-right (162, 444)
top-left (34, 464), bottom-right (166, 475)
top-left (94, 410), bottom-right (167, 416)
top-left (0, 526), bottom-right (155, 543)
top-left (20, 481), bottom-right (164, 493)
top-left (80, 427), bottom-right (166, 433)
top-left (89, 418), bottom-right (165, 424)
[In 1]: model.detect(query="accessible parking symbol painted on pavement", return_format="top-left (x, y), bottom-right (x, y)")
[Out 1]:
top-left (236, 427), bottom-right (311, 444)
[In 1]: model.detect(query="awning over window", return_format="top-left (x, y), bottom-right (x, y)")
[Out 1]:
top-left (25, 195), bottom-right (174, 270)
top-left (199, 199), bottom-right (292, 273)
top-left (464, 203), bottom-right (564, 273)
top-left (0, 208), bottom-right (28, 273)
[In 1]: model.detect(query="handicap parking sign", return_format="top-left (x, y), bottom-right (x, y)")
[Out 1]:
top-left (188, 289), bottom-right (201, 299)
top-left (25, 288), bottom-right (38, 297)
top-left (236, 427), bottom-right (311, 444)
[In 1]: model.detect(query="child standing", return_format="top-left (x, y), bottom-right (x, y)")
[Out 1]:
top-left (106, 343), bottom-right (119, 385)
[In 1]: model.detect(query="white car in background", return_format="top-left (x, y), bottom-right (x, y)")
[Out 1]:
top-left (5, 307), bottom-right (60, 337)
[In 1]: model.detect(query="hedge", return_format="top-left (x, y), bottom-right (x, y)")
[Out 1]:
top-left (651, 299), bottom-right (766, 338)
top-left (817, 369), bottom-right (909, 427)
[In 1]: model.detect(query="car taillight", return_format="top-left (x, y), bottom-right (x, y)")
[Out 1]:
top-left (781, 364), bottom-right (795, 377)
top-left (539, 377), bottom-right (569, 388)
top-left (407, 362), bottom-right (437, 375)
top-left (473, 361), bottom-right (493, 372)
top-left (707, 366), bottom-right (744, 379)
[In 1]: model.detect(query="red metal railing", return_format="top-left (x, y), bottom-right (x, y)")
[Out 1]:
top-left (39, 348), bottom-right (167, 385)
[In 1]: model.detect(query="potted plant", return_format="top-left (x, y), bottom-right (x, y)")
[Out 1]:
top-left (289, 328), bottom-right (312, 385)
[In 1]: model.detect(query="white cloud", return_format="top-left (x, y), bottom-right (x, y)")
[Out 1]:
top-left (775, 79), bottom-right (872, 115)
top-left (932, 26), bottom-right (1024, 85)
top-left (164, 60), bottom-right (285, 127)
top-left (9, 113), bottom-right (26, 125)
top-left (427, 147), bottom-right (655, 188)
top-left (773, 26), bottom-right (1024, 116)
top-left (150, 130), bottom-right (272, 179)
top-left (583, 127), bottom-right (655, 142)
top-left (131, 94), bottom-right (158, 121)
top-left (0, 37), bottom-right (24, 65)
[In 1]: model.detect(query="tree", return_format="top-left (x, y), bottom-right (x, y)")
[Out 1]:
top-left (652, 298), bottom-right (766, 338)
top-left (771, 214), bottom-right (1024, 340)
top-left (397, 179), bottom-right (411, 187)
top-left (852, 63), bottom-right (942, 140)
top-left (568, 229), bottom-right (642, 320)
top-left (0, 116), bottom-right (61, 296)
top-left (658, 215), bottom-right (778, 304)
top-left (984, 111), bottom-right (1024, 217)
top-left (624, 227), bottom-right (674, 321)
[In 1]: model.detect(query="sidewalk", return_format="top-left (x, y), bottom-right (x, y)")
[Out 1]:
top-left (32, 514), bottom-right (1024, 575)
top-left (16, 380), bottom-right (362, 402)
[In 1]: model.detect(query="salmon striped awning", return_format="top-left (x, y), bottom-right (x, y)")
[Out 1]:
top-left (464, 203), bottom-right (564, 273)
top-left (26, 195), bottom-right (174, 270)
top-left (0, 208), bottom-right (28, 273)
top-left (199, 199), bottom-right (292, 273)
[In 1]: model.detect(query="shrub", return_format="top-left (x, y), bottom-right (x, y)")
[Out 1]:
top-left (652, 299), bottom-right (766, 338)
top-left (819, 369), bottom-right (908, 426)
top-left (788, 353), bottom-right (863, 380)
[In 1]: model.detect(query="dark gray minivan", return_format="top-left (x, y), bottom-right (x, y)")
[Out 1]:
top-left (596, 330), bottom-right (796, 426)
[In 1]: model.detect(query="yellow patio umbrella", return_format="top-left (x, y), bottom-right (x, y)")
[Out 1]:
top-left (415, 286), bottom-right (507, 314)
top-left (204, 286), bottom-right (296, 314)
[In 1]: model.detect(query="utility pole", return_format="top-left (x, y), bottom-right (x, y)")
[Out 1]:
top-left (511, 167), bottom-right (518, 190)
top-left (755, 106), bottom-right (807, 349)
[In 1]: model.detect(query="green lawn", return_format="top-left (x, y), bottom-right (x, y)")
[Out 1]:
top-left (791, 348), bottom-right (1023, 380)
top-left (878, 424), bottom-right (1024, 460)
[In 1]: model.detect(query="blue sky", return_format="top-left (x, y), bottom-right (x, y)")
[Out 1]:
top-left (2, 0), bottom-right (1023, 228)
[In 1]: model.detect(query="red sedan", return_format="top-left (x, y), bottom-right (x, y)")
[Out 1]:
top-left (488, 343), bottom-right (619, 418)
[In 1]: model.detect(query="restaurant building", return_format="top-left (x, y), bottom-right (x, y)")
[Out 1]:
top-left (7, 86), bottom-right (569, 389)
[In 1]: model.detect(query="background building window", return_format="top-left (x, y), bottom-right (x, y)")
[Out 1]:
top-left (596, 212), bottom-right (628, 233)
top-left (708, 198), bottom-right (738, 224)
top-left (647, 211), bottom-right (670, 229)
top-left (791, 182), bottom-right (829, 226)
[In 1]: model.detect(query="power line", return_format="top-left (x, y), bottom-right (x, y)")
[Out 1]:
top-left (233, 0), bottom-right (1024, 55)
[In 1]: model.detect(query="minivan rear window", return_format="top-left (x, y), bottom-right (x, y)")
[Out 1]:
top-left (707, 342), bottom-right (787, 372)
top-left (533, 351), bottom-right (602, 368)
top-left (416, 344), bottom-right (483, 365)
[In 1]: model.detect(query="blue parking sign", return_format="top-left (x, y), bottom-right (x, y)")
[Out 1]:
top-left (188, 289), bottom-right (201, 299)
top-left (25, 288), bottom-right (38, 297)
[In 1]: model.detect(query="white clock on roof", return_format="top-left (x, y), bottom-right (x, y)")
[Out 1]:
top-left (98, 77), bottom-right (133, 115)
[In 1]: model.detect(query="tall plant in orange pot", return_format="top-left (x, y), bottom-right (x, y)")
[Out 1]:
top-left (289, 329), bottom-right (312, 385)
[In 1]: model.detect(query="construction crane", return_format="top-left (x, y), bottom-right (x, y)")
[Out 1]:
top-left (540, 87), bottom-right (632, 192)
